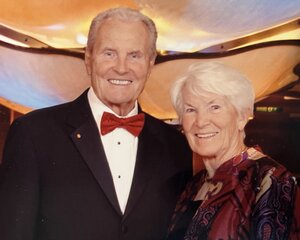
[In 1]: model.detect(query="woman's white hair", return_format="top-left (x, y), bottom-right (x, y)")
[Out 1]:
top-left (170, 61), bottom-right (255, 121)
top-left (86, 7), bottom-right (157, 60)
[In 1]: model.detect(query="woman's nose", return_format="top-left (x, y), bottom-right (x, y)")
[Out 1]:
top-left (195, 111), bottom-right (209, 128)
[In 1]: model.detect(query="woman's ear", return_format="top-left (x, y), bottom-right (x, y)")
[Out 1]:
top-left (238, 109), bottom-right (251, 131)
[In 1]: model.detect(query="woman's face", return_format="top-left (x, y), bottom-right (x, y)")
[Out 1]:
top-left (181, 86), bottom-right (247, 162)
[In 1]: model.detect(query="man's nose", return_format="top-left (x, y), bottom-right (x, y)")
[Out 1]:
top-left (113, 57), bottom-right (128, 74)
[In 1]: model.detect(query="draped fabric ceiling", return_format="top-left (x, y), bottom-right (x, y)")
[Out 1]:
top-left (0, 0), bottom-right (300, 119)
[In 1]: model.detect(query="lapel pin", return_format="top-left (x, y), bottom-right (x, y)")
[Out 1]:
top-left (76, 133), bottom-right (81, 139)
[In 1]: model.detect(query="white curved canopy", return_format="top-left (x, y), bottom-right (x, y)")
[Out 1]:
top-left (0, 0), bottom-right (299, 119)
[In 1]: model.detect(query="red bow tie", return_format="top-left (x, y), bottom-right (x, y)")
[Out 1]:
top-left (100, 111), bottom-right (145, 137)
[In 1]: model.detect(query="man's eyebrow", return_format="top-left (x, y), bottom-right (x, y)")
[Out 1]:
top-left (102, 47), bottom-right (115, 51)
top-left (128, 50), bottom-right (142, 54)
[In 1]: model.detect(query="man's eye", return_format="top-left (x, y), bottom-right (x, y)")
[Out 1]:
top-left (103, 51), bottom-right (115, 57)
top-left (129, 52), bottom-right (141, 59)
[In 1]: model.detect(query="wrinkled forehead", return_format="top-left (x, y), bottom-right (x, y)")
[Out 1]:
top-left (183, 83), bottom-right (223, 99)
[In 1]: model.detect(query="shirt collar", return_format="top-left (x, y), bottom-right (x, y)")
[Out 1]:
top-left (87, 87), bottom-right (138, 124)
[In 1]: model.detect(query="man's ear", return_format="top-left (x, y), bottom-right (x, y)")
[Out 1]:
top-left (85, 48), bottom-right (92, 75)
top-left (147, 55), bottom-right (156, 78)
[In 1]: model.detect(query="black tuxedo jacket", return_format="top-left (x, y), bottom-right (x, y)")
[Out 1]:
top-left (0, 90), bottom-right (192, 240)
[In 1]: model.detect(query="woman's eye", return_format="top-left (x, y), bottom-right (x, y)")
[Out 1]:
top-left (184, 107), bottom-right (195, 113)
top-left (211, 105), bottom-right (221, 110)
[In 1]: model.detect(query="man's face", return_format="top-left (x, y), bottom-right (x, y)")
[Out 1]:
top-left (85, 18), bottom-right (155, 115)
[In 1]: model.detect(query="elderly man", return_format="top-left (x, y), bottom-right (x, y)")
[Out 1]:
top-left (0, 7), bottom-right (192, 240)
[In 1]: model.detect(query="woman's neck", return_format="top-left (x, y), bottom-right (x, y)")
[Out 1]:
top-left (201, 145), bottom-right (247, 178)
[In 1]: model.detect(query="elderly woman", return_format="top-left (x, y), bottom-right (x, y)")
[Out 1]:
top-left (166, 62), bottom-right (300, 240)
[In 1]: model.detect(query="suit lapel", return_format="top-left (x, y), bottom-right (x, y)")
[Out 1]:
top-left (124, 115), bottom-right (163, 218)
top-left (66, 91), bottom-right (122, 215)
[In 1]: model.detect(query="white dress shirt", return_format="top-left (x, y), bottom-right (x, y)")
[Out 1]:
top-left (88, 88), bottom-right (139, 214)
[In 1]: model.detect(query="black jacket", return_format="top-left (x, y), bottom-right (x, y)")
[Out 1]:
top-left (0, 90), bottom-right (192, 240)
